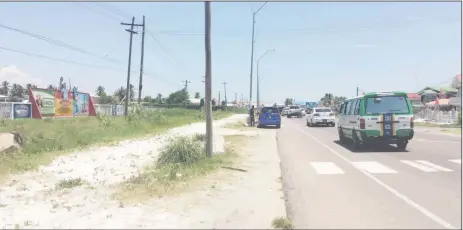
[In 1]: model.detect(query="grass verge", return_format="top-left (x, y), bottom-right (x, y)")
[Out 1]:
top-left (113, 134), bottom-right (246, 202)
top-left (0, 106), bottom-right (234, 176)
top-left (414, 122), bottom-right (461, 128)
top-left (271, 216), bottom-right (294, 229)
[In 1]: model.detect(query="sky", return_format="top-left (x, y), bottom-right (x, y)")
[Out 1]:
top-left (0, 2), bottom-right (461, 103)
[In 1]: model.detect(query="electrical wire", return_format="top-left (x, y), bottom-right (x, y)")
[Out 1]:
top-left (0, 23), bottom-right (122, 64)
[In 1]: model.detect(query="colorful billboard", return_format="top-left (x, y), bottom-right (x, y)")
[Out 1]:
top-left (73, 88), bottom-right (89, 116)
top-left (54, 88), bottom-right (74, 117)
top-left (31, 88), bottom-right (55, 117)
top-left (12, 103), bottom-right (32, 119)
top-left (29, 87), bottom-right (97, 119)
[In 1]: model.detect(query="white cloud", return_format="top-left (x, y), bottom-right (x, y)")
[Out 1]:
top-left (0, 65), bottom-right (43, 86)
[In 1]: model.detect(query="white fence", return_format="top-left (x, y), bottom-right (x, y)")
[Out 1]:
top-left (415, 108), bottom-right (460, 124)
top-left (0, 103), bottom-right (126, 119)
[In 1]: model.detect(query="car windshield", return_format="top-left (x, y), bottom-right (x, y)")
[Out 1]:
top-left (290, 106), bottom-right (299, 109)
top-left (315, 108), bottom-right (331, 112)
top-left (261, 107), bottom-right (279, 114)
top-left (365, 96), bottom-right (410, 114)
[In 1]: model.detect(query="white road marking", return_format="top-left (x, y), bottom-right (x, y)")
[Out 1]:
top-left (298, 128), bottom-right (456, 229)
top-left (310, 162), bottom-right (345, 175)
top-left (351, 161), bottom-right (397, 174)
top-left (449, 159), bottom-right (461, 164)
top-left (401, 160), bottom-right (438, 172)
top-left (415, 160), bottom-right (452, 172)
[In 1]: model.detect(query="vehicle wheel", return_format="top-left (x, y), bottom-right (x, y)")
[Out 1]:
top-left (338, 128), bottom-right (347, 145)
top-left (351, 131), bottom-right (362, 150)
top-left (276, 124), bottom-right (281, 129)
top-left (288, 115), bottom-right (291, 118)
top-left (397, 140), bottom-right (408, 151)
top-left (306, 121), bottom-right (309, 126)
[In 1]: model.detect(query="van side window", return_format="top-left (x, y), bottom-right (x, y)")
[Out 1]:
top-left (353, 99), bottom-right (360, 115)
top-left (345, 100), bottom-right (352, 115)
top-left (349, 100), bottom-right (356, 115)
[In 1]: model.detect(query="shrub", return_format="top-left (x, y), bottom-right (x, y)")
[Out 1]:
top-left (156, 136), bottom-right (205, 167)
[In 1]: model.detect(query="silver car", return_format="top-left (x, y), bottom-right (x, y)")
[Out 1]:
top-left (306, 107), bottom-right (336, 127)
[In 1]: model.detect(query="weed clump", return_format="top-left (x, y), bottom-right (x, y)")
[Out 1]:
top-left (156, 136), bottom-right (205, 167)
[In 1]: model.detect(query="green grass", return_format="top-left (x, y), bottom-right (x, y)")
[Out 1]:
top-left (271, 216), bottom-right (294, 229)
top-left (414, 122), bottom-right (461, 128)
top-left (113, 135), bottom-right (246, 202)
top-left (56, 178), bottom-right (84, 189)
top-left (0, 107), bottom-right (234, 176)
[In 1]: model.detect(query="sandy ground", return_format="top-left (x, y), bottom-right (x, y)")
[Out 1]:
top-left (0, 114), bottom-right (285, 229)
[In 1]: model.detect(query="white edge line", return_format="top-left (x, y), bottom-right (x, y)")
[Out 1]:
top-left (297, 128), bottom-right (456, 229)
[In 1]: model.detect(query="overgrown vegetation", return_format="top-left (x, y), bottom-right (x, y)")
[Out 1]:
top-left (114, 135), bottom-right (242, 201)
top-left (271, 216), bottom-right (294, 229)
top-left (0, 106), bottom-right (233, 176)
top-left (56, 178), bottom-right (84, 189)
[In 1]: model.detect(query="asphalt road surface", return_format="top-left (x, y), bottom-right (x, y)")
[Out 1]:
top-left (276, 116), bottom-right (461, 229)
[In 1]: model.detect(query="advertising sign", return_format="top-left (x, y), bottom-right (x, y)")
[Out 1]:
top-left (74, 92), bottom-right (89, 116)
top-left (54, 88), bottom-right (74, 117)
top-left (32, 89), bottom-right (55, 117)
top-left (306, 102), bottom-right (317, 109)
top-left (12, 103), bottom-right (32, 119)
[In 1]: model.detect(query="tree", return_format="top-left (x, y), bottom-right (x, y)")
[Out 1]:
top-left (200, 98), bottom-right (205, 107)
top-left (194, 92), bottom-right (200, 99)
top-left (114, 87), bottom-right (126, 102)
top-left (129, 84), bottom-right (136, 101)
top-left (0, 81), bottom-right (9, 95)
top-left (95, 86), bottom-right (106, 97)
top-left (155, 93), bottom-right (163, 103)
top-left (221, 100), bottom-right (226, 107)
top-left (284, 98), bottom-right (293, 106)
top-left (25, 83), bottom-right (37, 90)
top-left (166, 89), bottom-right (190, 104)
top-left (143, 96), bottom-right (153, 103)
top-left (10, 84), bottom-right (24, 98)
top-left (212, 98), bottom-right (216, 106)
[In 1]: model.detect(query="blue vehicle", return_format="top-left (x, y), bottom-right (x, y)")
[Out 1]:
top-left (258, 107), bottom-right (281, 128)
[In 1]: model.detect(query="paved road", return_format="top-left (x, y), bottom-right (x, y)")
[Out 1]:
top-left (277, 116), bottom-right (461, 229)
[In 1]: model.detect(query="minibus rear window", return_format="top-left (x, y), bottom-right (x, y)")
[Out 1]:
top-left (365, 96), bottom-right (409, 114)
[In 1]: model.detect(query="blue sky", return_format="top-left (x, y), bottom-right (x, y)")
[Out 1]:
top-left (0, 2), bottom-right (460, 103)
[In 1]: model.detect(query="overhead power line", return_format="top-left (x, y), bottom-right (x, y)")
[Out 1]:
top-left (0, 23), bottom-right (122, 64)
top-left (0, 46), bottom-right (124, 72)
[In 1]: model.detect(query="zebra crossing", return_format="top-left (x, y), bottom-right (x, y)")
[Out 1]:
top-left (309, 159), bottom-right (461, 175)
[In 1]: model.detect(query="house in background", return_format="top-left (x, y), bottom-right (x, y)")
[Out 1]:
top-left (449, 74), bottom-right (461, 108)
top-left (417, 86), bottom-right (458, 104)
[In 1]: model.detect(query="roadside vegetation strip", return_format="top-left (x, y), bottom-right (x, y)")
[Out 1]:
top-left (414, 122), bottom-right (461, 129)
top-left (440, 128), bottom-right (462, 135)
top-left (0, 107), bottom-right (234, 176)
top-left (114, 135), bottom-right (247, 202)
top-left (271, 216), bottom-right (294, 229)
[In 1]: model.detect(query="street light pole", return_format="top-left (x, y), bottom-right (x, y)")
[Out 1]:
top-left (248, 2), bottom-right (268, 112)
top-left (256, 49), bottom-right (274, 112)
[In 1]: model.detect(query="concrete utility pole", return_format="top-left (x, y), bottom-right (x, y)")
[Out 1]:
top-left (256, 49), bottom-right (274, 111)
top-left (235, 93), bottom-right (237, 104)
top-left (137, 16), bottom-right (146, 104)
top-left (218, 91), bottom-right (221, 104)
top-left (222, 81), bottom-right (228, 105)
top-left (356, 86), bottom-right (359, 96)
top-left (121, 17), bottom-right (138, 116)
top-left (204, 1), bottom-right (213, 158)
top-left (248, 2), bottom-right (268, 110)
top-left (182, 79), bottom-right (192, 90)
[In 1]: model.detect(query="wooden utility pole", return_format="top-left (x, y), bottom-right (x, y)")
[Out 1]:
top-left (121, 17), bottom-right (138, 116)
top-left (204, 1), bottom-right (213, 158)
top-left (137, 16), bottom-right (146, 104)
top-left (182, 79), bottom-right (192, 90)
